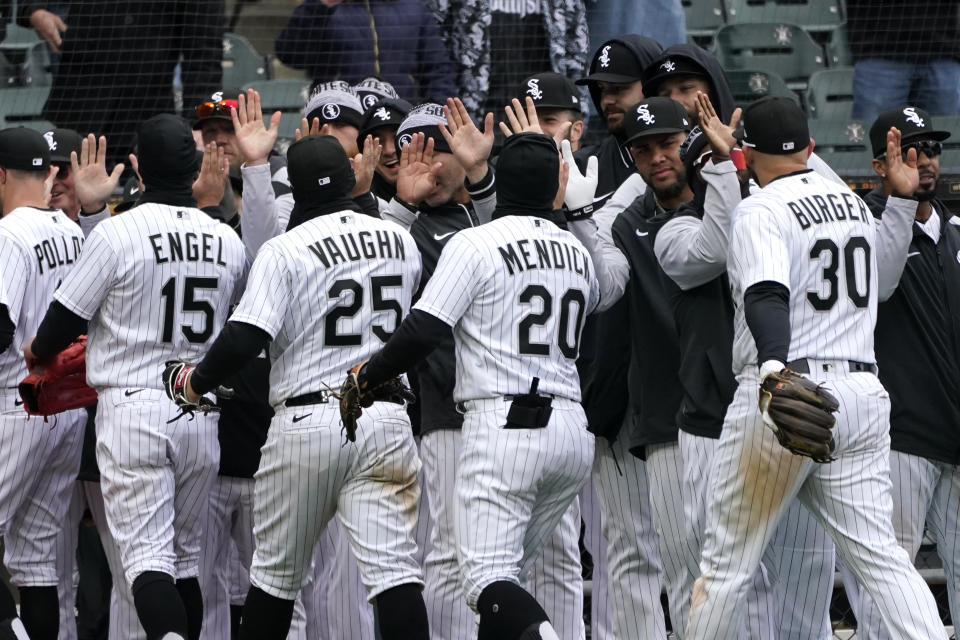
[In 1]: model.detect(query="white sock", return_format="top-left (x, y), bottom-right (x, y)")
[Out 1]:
top-left (9, 619), bottom-right (29, 640)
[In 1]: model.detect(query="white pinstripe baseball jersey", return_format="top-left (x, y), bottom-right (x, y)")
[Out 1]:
top-left (54, 203), bottom-right (247, 389)
top-left (0, 206), bottom-right (84, 386)
top-left (414, 215), bottom-right (599, 402)
top-left (230, 210), bottom-right (421, 406)
top-left (728, 170), bottom-right (877, 371)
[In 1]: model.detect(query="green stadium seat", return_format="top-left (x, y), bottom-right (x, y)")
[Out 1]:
top-left (223, 33), bottom-right (268, 88)
top-left (931, 115), bottom-right (960, 152)
top-left (0, 86), bottom-right (52, 130)
top-left (823, 24), bottom-right (852, 67)
top-left (0, 51), bottom-right (20, 87)
top-left (807, 117), bottom-right (874, 178)
top-left (242, 79), bottom-right (310, 113)
top-left (724, 68), bottom-right (795, 108)
top-left (715, 23), bottom-right (826, 87)
top-left (725, 0), bottom-right (843, 31)
top-left (806, 67), bottom-right (853, 119)
top-left (682, 0), bottom-right (725, 36)
top-left (20, 41), bottom-right (52, 86)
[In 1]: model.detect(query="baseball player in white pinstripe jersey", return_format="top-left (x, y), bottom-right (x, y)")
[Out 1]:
top-left (685, 96), bottom-right (947, 639)
top-left (26, 114), bottom-right (247, 640)
top-left (355, 133), bottom-right (599, 640)
top-left (168, 134), bottom-right (428, 640)
top-left (0, 127), bottom-right (87, 640)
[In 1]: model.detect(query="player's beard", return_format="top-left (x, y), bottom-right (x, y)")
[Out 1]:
top-left (651, 167), bottom-right (690, 205)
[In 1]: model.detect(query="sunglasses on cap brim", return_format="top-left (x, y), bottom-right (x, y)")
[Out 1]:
top-left (877, 139), bottom-right (942, 160)
top-left (196, 99), bottom-right (239, 119)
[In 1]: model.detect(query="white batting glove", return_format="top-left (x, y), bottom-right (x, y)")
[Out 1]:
top-left (561, 139), bottom-right (598, 220)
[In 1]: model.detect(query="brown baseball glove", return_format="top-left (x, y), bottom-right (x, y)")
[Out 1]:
top-left (339, 362), bottom-right (416, 443)
top-left (758, 368), bottom-right (840, 463)
top-left (18, 336), bottom-right (98, 416)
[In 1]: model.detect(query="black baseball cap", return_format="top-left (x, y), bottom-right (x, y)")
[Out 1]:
top-left (869, 106), bottom-right (951, 157)
top-left (577, 40), bottom-right (645, 85)
top-left (641, 54), bottom-right (708, 98)
top-left (737, 96), bottom-right (809, 155)
top-left (193, 89), bottom-right (241, 130)
top-left (0, 127), bottom-right (50, 171)
top-left (113, 175), bottom-right (142, 213)
top-left (622, 97), bottom-right (692, 146)
top-left (358, 98), bottom-right (413, 142)
top-left (518, 72), bottom-right (582, 111)
top-left (43, 128), bottom-right (82, 164)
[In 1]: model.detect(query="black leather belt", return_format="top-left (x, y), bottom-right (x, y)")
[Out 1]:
top-left (788, 359), bottom-right (877, 375)
top-left (284, 390), bottom-right (335, 407)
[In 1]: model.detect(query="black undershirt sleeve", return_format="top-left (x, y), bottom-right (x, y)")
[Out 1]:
top-left (190, 321), bottom-right (272, 395)
top-left (0, 304), bottom-right (14, 353)
top-left (31, 301), bottom-right (88, 360)
top-left (744, 281), bottom-right (791, 366)
top-left (362, 310), bottom-right (452, 387)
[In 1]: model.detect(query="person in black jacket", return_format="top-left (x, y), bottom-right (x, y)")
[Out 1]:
top-left (19, 1), bottom-right (224, 168)
top-left (855, 106), bottom-right (960, 639)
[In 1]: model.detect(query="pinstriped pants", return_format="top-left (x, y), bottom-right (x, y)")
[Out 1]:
top-left (686, 370), bottom-right (946, 640)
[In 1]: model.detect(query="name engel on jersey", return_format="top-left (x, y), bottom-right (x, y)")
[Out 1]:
top-left (786, 187), bottom-right (873, 231)
top-left (497, 236), bottom-right (592, 281)
top-left (148, 231), bottom-right (232, 266)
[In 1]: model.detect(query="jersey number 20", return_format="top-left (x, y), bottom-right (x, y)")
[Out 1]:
top-left (518, 285), bottom-right (587, 358)
top-left (807, 236), bottom-right (871, 311)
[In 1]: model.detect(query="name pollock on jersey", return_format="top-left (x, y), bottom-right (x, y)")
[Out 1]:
top-left (307, 228), bottom-right (407, 267)
top-left (498, 238), bottom-right (592, 280)
top-left (35, 235), bottom-right (83, 274)
top-left (149, 232), bottom-right (231, 266)
top-left (787, 191), bottom-right (872, 231)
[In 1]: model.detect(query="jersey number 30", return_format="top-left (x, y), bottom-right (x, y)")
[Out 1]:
top-left (518, 285), bottom-right (586, 358)
top-left (807, 236), bottom-right (871, 311)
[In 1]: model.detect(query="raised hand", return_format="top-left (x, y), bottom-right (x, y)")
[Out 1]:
top-left (696, 92), bottom-right (741, 161)
top-left (43, 165), bottom-right (59, 207)
top-left (70, 134), bottom-right (124, 212)
top-left (395, 133), bottom-right (442, 206)
top-left (351, 134), bottom-right (383, 197)
top-left (884, 127), bottom-right (920, 198)
top-left (295, 117), bottom-right (322, 141)
top-left (232, 88), bottom-right (281, 166)
top-left (439, 97), bottom-right (494, 184)
top-left (29, 9), bottom-right (66, 53)
top-left (561, 139), bottom-right (598, 212)
top-left (192, 142), bottom-right (227, 208)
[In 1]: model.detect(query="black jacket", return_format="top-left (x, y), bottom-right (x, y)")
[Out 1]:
top-left (408, 201), bottom-right (479, 435)
top-left (652, 44), bottom-right (736, 123)
top-left (611, 190), bottom-right (685, 457)
top-left (866, 187), bottom-right (960, 464)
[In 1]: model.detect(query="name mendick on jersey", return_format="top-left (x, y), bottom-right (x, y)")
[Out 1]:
top-left (148, 231), bottom-right (231, 266)
top-left (786, 190), bottom-right (872, 231)
top-left (35, 235), bottom-right (83, 275)
top-left (307, 228), bottom-right (406, 267)
top-left (497, 238), bottom-right (591, 280)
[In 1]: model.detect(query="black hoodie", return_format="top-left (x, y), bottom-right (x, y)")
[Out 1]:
top-left (643, 44), bottom-right (736, 123)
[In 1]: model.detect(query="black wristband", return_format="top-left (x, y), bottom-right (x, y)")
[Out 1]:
top-left (393, 197), bottom-right (419, 214)
top-left (564, 203), bottom-right (596, 221)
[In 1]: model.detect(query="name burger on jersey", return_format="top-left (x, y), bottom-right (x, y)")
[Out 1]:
top-left (35, 234), bottom-right (83, 274)
top-left (786, 183), bottom-right (872, 231)
top-left (306, 225), bottom-right (407, 267)
top-left (497, 236), bottom-right (591, 280)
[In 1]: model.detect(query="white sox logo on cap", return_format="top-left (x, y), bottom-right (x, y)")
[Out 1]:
top-left (526, 79), bottom-right (543, 101)
top-left (903, 107), bottom-right (925, 127)
top-left (636, 104), bottom-right (655, 125)
top-left (374, 107), bottom-right (391, 121)
top-left (660, 60), bottom-right (676, 72)
top-left (599, 45), bottom-right (612, 68)
top-left (322, 103), bottom-right (341, 120)
top-left (43, 131), bottom-right (57, 151)
top-left (362, 94), bottom-right (379, 109)
top-left (211, 91), bottom-right (224, 102)
top-left (398, 133), bottom-right (413, 148)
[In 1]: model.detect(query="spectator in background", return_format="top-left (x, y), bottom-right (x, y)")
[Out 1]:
top-left (422, 0), bottom-right (589, 122)
top-left (275, 0), bottom-right (455, 105)
top-left (585, 0), bottom-right (685, 60)
top-left (848, 0), bottom-right (960, 122)
top-left (20, 0), bottom-right (224, 167)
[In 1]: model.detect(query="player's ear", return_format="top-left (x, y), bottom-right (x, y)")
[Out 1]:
top-left (570, 120), bottom-right (584, 145)
top-left (871, 157), bottom-right (886, 178)
top-left (806, 139), bottom-right (816, 158)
